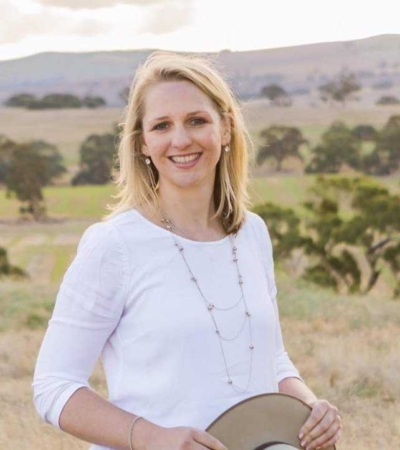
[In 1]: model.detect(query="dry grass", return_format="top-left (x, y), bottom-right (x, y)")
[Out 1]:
top-left (0, 270), bottom-right (399, 449)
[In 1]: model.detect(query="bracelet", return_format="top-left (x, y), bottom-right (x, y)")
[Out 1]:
top-left (128, 415), bottom-right (143, 450)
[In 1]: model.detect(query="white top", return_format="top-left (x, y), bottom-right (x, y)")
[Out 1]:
top-left (32, 209), bottom-right (301, 450)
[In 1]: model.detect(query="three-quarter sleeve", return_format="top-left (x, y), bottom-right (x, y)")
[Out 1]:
top-left (31, 221), bottom-right (129, 429)
top-left (253, 214), bottom-right (303, 384)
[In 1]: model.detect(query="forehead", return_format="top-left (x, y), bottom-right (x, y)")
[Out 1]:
top-left (142, 80), bottom-right (218, 122)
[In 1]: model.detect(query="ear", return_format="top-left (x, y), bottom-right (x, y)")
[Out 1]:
top-left (142, 144), bottom-right (149, 156)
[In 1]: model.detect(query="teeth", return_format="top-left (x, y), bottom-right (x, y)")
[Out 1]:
top-left (171, 153), bottom-right (200, 164)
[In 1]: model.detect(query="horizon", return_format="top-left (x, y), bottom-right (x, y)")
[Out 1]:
top-left (1, 0), bottom-right (399, 62)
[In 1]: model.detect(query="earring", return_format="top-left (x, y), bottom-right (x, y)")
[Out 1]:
top-left (224, 145), bottom-right (230, 153)
top-left (145, 157), bottom-right (151, 165)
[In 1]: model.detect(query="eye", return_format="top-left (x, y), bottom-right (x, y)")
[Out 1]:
top-left (153, 122), bottom-right (169, 131)
top-left (190, 118), bottom-right (206, 126)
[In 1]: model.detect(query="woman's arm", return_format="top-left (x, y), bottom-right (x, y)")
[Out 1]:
top-left (59, 387), bottom-right (227, 450)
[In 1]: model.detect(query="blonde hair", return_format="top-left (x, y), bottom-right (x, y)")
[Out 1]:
top-left (103, 51), bottom-right (253, 234)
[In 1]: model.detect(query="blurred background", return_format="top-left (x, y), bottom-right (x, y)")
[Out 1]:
top-left (0, 1), bottom-right (399, 448)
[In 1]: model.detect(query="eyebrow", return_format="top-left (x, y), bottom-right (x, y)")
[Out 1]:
top-left (148, 110), bottom-right (210, 124)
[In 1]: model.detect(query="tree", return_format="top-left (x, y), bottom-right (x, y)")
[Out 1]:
top-left (306, 122), bottom-right (362, 173)
top-left (351, 125), bottom-right (378, 142)
top-left (82, 95), bottom-right (106, 108)
top-left (319, 72), bottom-right (361, 106)
top-left (0, 134), bottom-right (18, 184)
top-left (0, 246), bottom-right (28, 279)
top-left (366, 115), bottom-right (400, 175)
top-left (303, 177), bottom-right (400, 295)
top-left (257, 126), bottom-right (307, 171)
top-left (72, 128), bottom-right (118, 185)
top-left (4, 93), bottom-right (37, 108)
top-left (5, 140), bottom-right (66, 220)
top-left (376, 95), bottom-right (400, 105)
top-left (252, 202), bottom-right (305, 259)
top-left (28, 94), bottom-right (82, 109)
top-left (260, 84), bottom-right (292, 106)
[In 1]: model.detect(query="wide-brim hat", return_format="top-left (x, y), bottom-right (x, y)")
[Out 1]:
top-left (206, 393), bottom-right (336, 450)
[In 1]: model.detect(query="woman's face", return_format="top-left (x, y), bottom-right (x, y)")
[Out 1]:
top-left (141, 80), bottom-right (231, 193)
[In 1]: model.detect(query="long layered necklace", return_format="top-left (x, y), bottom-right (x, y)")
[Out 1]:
top-left (160, 210), bottom-right (254, 393)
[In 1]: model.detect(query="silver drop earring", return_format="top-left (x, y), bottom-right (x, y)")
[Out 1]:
top-left (145, 157), bottom-right (151, 165)
top-left (224, 145), bottom-right (230, 153)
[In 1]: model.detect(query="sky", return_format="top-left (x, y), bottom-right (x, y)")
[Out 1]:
top-left (0, 0), bottom-right (399, 61)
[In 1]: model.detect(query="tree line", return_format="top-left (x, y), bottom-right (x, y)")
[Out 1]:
top-left (1, 114), bottom-right (400, 222)
top-left (260, 71), bottom-right (399, 107)
top-left (5, 93), bottom-right (106, 109)
top-left (257, 115), bottom-right (400, 175)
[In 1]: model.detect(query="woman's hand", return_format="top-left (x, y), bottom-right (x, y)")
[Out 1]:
top-left (131, 419), bottom-right (228, 450)
top-left (298, 399), bottom-right (342, 450)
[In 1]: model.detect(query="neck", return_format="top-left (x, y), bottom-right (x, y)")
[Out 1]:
top-left (140, 179), bottom-right (225, 241)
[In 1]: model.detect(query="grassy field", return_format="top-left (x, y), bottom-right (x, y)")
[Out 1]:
top-left (0, 104), bottom-right (400, 449)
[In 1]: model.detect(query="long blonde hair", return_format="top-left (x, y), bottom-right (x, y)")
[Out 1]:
top-left (103, 51), bottom-right (253, 233)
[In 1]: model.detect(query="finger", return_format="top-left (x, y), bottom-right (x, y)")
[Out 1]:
top-left (299, 401), bottom-right (331, 439)
top-left (303, 417), bottom-right (341, 450)
top-left (316, 427), bottom-right (342, 450)
top-left (193, 430), bottom-right (228, 450)
top-left (301, 408), bottom-right (339, 447)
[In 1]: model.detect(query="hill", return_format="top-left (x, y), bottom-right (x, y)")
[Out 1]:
top-left (1, 34), bottom-right (400, 106)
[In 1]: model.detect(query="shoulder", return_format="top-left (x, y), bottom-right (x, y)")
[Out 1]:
top-left (243, 210), bottom-right (271, 241)
top-left (78, 208), bottom-right (139, 252)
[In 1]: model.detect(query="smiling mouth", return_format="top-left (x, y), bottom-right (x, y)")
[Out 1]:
top-left (168, 153), bottom-right (202, 164)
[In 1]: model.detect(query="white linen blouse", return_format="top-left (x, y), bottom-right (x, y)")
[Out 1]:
top-left (32, 209), bottom-right (301, 450)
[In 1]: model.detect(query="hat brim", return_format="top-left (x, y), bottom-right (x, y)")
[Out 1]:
top-left (206, 393), bottom-right (336, 450)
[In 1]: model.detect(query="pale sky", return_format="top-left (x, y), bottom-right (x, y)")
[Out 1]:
top-left (0, 0), bottom-right (399, 61)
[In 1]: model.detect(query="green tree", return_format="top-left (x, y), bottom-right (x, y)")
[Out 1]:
top-left (351, 125), bottom-right (378, 142)
top-left (0, 135), bottom-right (18, 184)
top-left (82, 95), bottom-right (106, 108)
top-left (28, 94), bottom-right (82, 109)
top-left (252, 202), bottom-right (305, 259)
top-left (4, 93), bottom-right (37, 108)
top-left (0, 246), bottom-right (28, 279)
top-left (260, 84), bottom-right (291, 106)
top-left (5, 140), bottom-right (66, 220)
top-left (304, 177), bottom-right (400, 295)
top-left (376, 95), bottom-right (400, 105)
top-left (319, 72), bottom-right (361, 106)
top-left (257, 126), bottom-right (307, 171)
top-left (366, 115), bottom-right (400, 175)
top-left (306, 122), bottom-right (361, 173)
top-left (72, 128), bottom-right (118, 185)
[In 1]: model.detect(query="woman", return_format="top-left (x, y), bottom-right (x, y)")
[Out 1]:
top-left (32, 51), bottom-right (342, 450)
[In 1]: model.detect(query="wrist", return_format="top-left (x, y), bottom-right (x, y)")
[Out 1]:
top-left (130, 418), bottom-right (161, 450)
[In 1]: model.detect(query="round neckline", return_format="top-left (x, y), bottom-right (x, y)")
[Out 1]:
top-left (131, 208), bottom-right (232, 246)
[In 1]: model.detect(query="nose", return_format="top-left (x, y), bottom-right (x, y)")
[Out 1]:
top-left (170, 124), bottom-right (192, 150)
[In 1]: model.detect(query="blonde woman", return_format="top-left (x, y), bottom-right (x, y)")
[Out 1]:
top-left (32, 51), bottom-right (342, 450)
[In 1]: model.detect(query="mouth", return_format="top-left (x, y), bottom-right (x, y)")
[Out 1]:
top-left (168, 152), bottom-right (202, 167)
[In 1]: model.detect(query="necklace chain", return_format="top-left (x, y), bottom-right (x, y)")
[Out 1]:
top-left (159, 209), bottom-right (254, 393)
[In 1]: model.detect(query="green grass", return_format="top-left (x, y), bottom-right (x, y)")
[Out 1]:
top-left (0, 184), bottom-right (116, 219)
top-left (1, 174), bottom-right (398, 220)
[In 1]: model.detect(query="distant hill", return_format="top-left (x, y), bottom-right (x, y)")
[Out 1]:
top-left (1, 34), bottom-right (400, 107)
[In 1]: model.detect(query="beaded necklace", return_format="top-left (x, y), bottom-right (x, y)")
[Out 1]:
top-left (160, 210), bottom-right (254, 393)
